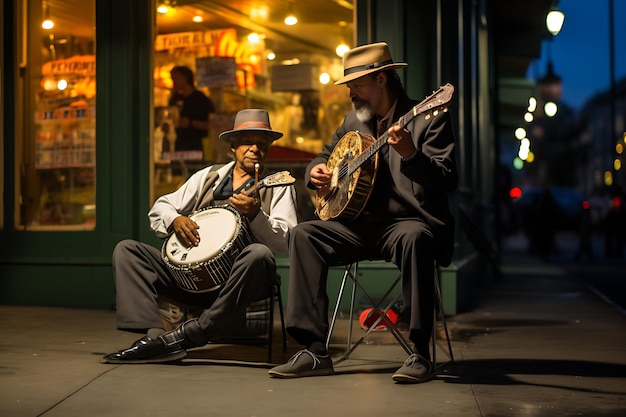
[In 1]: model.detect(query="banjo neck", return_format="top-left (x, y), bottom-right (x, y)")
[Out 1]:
top-left (346, 83), bottom-right (454, 179)
top-left (239, 170), bottom-right (297, 197)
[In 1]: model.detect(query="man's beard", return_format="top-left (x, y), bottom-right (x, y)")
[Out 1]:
top-left (241, 157), bottom-right (262, 175)
top-left (353, 99), bottom-right (374, 122)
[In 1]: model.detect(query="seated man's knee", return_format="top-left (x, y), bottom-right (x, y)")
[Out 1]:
top-left (112, 239), bottom-right (136, 262)
top-left (243, 243), bottom-right (274, 264)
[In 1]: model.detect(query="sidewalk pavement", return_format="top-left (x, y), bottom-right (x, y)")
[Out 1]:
top-left (1, 235), bottom-right (625, 417)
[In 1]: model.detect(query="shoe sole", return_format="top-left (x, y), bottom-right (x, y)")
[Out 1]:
top-left (392, 371), bottom-right (435, 384)
top-left (268, 368), bottom-right (335, 378)
top-left (101, 350), bottom-right (187, 364)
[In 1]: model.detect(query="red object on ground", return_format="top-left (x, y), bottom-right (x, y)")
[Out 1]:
top-left (359, 307), bottom-right (399, 330)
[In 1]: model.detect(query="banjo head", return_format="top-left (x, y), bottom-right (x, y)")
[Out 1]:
top-left (163, 206), bottom-right (241, 266)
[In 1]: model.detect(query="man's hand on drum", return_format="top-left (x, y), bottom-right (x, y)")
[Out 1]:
top-left (171, 216), bottom-right (200, 247)
top-left (229, 192), bottom-right (261, 220)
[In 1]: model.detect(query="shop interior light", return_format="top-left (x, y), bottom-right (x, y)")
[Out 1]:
top-left (284, 2), bottom-right (298, 25)
top-left (247, 32), bottom-right (261, 44)
top-left (284, 14), bottom-right (298, 25)
top-left (192, 15), bottom-right (203, 23)
top-left (335, 43), bottom-right (350, 57)
top-left (335, 21), bottom-right (350, 57)
top-left (41, 1), bottom-right (54, 30)
top-left (157, 2), bottom-right (170, 14)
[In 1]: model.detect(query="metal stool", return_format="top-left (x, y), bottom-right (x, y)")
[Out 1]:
top-left (325, 261), bottom-right (454, 369)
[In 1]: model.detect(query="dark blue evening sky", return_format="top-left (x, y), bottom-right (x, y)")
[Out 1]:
top-left (527, 0), bottom-right (626, 110)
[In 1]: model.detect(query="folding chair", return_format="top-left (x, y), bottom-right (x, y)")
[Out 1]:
top-left (325, 261), bottom-right (454, 370)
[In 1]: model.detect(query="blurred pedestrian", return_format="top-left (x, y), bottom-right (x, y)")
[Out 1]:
top-left (574, 204), bottom-right (594, 262)
top-left (169, 65), bottom-right (215, 159)
top-left (533, 186), bottom-right (559, 262)
top-left (604, 191), bottom-right (625, 260)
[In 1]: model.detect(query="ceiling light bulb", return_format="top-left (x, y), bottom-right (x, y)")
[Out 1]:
top-left (336, 43), bottom-right (350, 57)
top-left (284, 14), bottom-right (298, 26)
top-left (248, 32), bottom-right (261, 44)
top-left (157, 4), bottom-right (169, 14)
top-left (192, 15), bottom-right (203, 23)
top-left (42, 18), bottom-right (54, 30)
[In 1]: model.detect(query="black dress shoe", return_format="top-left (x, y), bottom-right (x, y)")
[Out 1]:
top-left (101, 336), bottom-right (187, 364)
top-left (101, 319), bottom-right (209, 364)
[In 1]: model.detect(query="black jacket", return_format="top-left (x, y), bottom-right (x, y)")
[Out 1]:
top-left (306, 95), bottom-right (458, 266)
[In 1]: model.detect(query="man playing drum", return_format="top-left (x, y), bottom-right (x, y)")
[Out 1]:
top-left (102, 109), bottom-right (297, 364)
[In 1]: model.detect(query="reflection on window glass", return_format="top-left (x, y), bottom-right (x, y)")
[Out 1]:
top-left (20, 0), bottom-right (96, 230)
top-left (151, 1), bottom-right (353, 218)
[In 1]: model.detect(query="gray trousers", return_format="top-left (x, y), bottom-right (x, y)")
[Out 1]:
top-left (112, 239), bottom-right (276, 336)
top-left (285, 216), bottom-right (435, 346)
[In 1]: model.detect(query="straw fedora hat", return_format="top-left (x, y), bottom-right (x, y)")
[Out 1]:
top-left (219, 109), bottom-right (283, 143)
top-left (334, 42), bottom-right (408, 85)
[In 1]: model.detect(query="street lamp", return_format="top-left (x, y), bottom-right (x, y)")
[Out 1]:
top-left (546, 8), bottom-right (565, 36)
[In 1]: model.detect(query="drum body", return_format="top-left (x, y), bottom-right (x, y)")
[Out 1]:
top-left (162, 205), bottom-right (253, 293)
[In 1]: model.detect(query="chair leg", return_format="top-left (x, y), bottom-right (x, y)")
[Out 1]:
top-left (275, 282), bottom-right (287, 353)
top-left (268, 280), bottom-right (288, 364)
top-left (325, 264), bottom-right (351, 352)
top-left (346, 273), bottom-right (413, 358)
top-left (268, 290), bottom-right (274, 364)
top-left (327, 262), bottom-right (413, 364)
top-left (431, 264), bottom-right (454, 370)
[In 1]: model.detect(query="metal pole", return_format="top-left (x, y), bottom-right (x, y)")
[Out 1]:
top-left (608, 0), bottom-right (616, 183)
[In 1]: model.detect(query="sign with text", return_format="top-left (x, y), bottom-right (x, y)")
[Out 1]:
top-left (196, 57), bottom-right (237, 89)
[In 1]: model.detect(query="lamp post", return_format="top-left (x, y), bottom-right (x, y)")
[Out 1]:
top-left (546, 8), bottom-right (565, 36)
top-left (608, 0), bottom-right (618, 189)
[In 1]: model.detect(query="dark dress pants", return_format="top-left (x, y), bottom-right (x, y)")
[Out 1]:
top-left (285, 216), bottom-right (435, 346)
top-left (112, 239), bottom-right (276, 336)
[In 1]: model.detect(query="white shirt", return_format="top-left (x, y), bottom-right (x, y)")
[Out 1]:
top-left (148, 161), bottom-right (298, 254)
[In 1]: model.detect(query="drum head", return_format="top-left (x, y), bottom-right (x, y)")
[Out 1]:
top-left (164, 207), bottom-right (240, 266)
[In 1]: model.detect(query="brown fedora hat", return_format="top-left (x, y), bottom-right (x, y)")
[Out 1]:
top-left (219, 109), bottom-right (283, 143)
top-left (334, 42), bottom-right (408, 85)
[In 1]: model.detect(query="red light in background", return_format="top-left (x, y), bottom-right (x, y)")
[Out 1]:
top-left (510, 187), bottom-right (523, 199)
top-left (582, 200), bottom-right (590, 210)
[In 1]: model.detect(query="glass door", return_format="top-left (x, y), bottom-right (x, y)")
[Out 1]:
top-left (16, 0), bottom-right (96, 230)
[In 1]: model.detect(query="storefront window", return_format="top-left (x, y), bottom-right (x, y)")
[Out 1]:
top-left (152, 1), bottom-right (354, 213)
top-left (16, 0), bottom-right (96, 230)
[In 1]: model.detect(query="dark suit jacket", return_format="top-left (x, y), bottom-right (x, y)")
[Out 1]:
top-left (306, 96), bottom-right (458, 266)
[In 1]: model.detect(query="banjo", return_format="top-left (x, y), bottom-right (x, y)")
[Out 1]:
top-left (316, 83), bottom-right (454, 221)
top-left (162, 170), bottom-right (295, 293)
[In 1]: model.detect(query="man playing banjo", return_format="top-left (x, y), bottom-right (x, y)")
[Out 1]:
top-left (268, 42), bottom-right (458, 383)
top-left (102, 109), bottom-right (297, 364)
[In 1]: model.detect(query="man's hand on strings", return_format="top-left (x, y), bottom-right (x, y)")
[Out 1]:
top-left (229, 193), bottom-right (261, 220)
top-left (310, 163), bottom-right (332, 192)
top-left (387, 125), bottom-right (416, 159)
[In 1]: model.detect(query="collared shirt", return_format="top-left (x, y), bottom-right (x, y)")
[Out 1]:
top-left (148, 161), bottom-right (298, 254)
top-left (367, 100), bottom-right (419, 218)
top-left (377, 102), bottom-right (396, 137)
